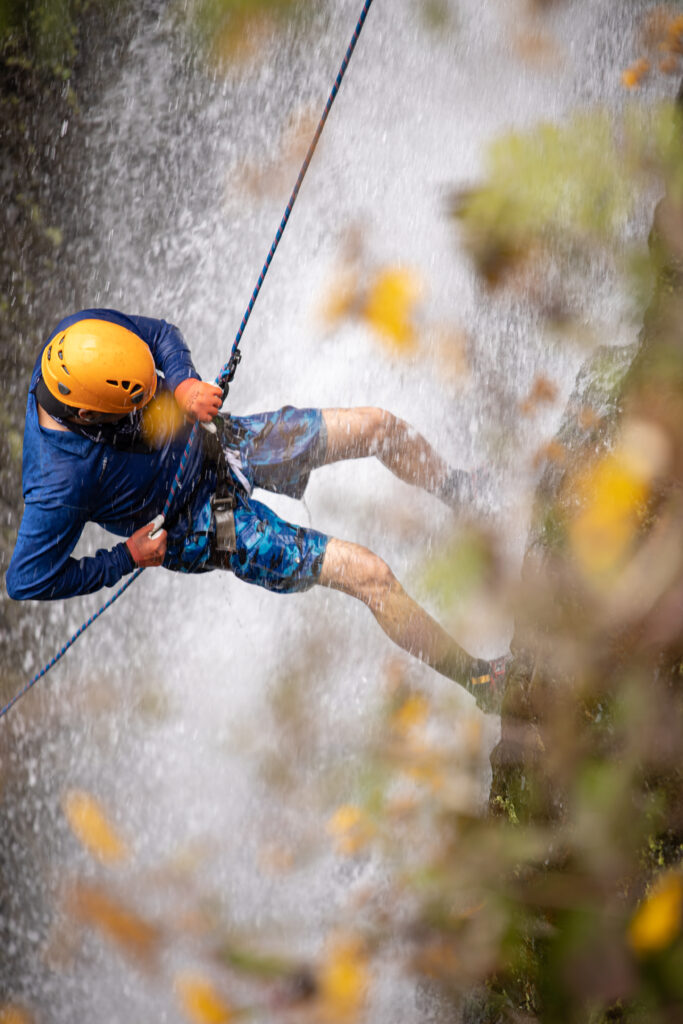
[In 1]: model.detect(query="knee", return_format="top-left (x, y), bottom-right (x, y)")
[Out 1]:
top-left (364, 408), bottom-right (402, 453)
top-left (321, 538), bottom-right (401, 608)
top-left (355, 547), bottom-right (400, 610)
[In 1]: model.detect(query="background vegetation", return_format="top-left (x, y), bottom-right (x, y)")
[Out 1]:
top-left (0, 0), bottom-right (136, 701)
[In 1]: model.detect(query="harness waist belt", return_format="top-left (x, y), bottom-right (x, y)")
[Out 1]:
top-left (202, 419), bottom-right (239, 554)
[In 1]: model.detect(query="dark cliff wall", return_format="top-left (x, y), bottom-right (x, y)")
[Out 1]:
top-left (0, 0), bottom-right (138, 698)
top-left (482, 94), bottom-right (683, 1023)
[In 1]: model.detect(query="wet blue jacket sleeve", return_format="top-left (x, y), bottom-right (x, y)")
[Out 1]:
top-left (6, 500), bottom-right (136, 601)
top-left (112, 313), bottom-right (200, 391)
top-left (48, 309), bottom-right (202, 391)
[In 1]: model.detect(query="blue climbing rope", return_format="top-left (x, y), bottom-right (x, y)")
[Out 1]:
top-left (1, 569), bottom-right (144, 720)
top-left (161, 0), bottom-right (374, 520)
top-left (0, 0), bottom-right (375, 721)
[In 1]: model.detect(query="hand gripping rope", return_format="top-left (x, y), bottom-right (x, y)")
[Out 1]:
top-left (0, 0), bottom-right (375, 721)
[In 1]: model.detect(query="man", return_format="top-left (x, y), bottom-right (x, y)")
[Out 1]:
top-left (6, 309), bottom-right (508, 707)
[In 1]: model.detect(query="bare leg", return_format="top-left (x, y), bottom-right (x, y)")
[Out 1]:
top-left (319, 537), bottom-right (486, 687)
top-left (322, 407), bottom-right (474, 508)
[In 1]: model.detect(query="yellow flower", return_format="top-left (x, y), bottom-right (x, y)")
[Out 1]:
top-left (175, 973), bottom-right (233, 1024)
top-left (628, 872), bottom-right (683, 955)
top-left (62, 790), bottom-right (129, 865)
top-left (318, 935), bottom-right (370, 1022)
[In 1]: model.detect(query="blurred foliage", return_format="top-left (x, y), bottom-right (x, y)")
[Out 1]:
top-left (452, 102), bottom-right (683, 300)
top-left (317, 230), bottom-right (475, 382)
top-left (66, 881), bottom-right (161, 968)
top-left (175, 973), bottom-right (235, 1023)
top-left (0, 0), bottom-right (111, 76)
top-left (321, 262), bottom-right (424, 355)
top-left (623, 8), bottom-right (683, 86)
top-left (0, 1009), bottom-right (33, 1024)
top-left (186, 0), bottom-right (458, 70)
top-left (141, 388), bottom-right (187, 448)
top-left (187, 0), bottom-right (311, 68)
top-left (629, 871), bottom-right (683, 955)
top-left (62, 788), bottom-right (130, 865)
top-left (419, 0), bottom-right (453, 32)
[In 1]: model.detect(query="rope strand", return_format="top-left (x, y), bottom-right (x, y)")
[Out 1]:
top-left (0, 0), bottom-right (375, 722)
top-left (0, 569), bottom-right (144, 720)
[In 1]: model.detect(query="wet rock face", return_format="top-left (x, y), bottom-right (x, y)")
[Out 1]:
top-left (489, 98), bottom-right (683, 808)
top-left (488, 339), bottom-right (638, 826)
top-left (0, 1), bottom-right (138, 691)
top-left (0, 7), bottom-right (148, 1010)
top-left (485, 86), bottom-right (683, 1023)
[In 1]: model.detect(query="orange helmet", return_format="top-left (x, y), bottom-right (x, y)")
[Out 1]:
top-left (40, 318), bottom-right (157, 415)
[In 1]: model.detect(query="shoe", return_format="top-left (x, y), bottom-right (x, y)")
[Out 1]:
top-left (489, 654), bottom-right (511, 685)
top-left (468, 654), bottom-right (512, 712)
top-left (440, 465), bottom-right (493, 513)
top-left (469, 465), bottom-right (494, 504)
top-left (439, 468), bottom-right (473, 510)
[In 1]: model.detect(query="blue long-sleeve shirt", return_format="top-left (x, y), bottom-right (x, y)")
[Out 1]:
top-left (6, 309), bottom-right (214, 601)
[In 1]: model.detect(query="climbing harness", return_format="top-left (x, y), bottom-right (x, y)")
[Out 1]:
top-left (0, 0), bottom-right (375, 721)
top-left (205, 419), bottom-right (241, 559)
top-left (169, 418), bottom-right (248, 573)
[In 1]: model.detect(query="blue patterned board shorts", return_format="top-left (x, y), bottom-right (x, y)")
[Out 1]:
top-left (219, 406), bottom-right (330, 594)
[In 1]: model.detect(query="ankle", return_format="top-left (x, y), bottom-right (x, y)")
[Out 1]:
top-left (438, 468), bottom-right (474, 510)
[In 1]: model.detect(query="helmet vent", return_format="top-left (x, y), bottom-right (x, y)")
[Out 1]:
top-left (106, 379), bottom-right (118, 386)
top-left (46, 345), bottom-right (52, 361)
top-left (122, 380), bottom-right (131, 390)
top-left (61, 365), bottom-right (70, 375)
top-left (58, 382), bottom-right (71, 396)
top-left (58, 349), bottom-right (64, 360)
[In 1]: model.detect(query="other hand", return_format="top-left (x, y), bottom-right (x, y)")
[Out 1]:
top-left (126, 520), bottom-right (167, 568)
top-left (174, 378), bottom-right (223, 423)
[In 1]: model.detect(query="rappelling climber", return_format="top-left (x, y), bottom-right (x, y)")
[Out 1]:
top-left (5, 310), bottom-right (509, 709)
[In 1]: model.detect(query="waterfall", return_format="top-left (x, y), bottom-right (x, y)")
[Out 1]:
top-left (2, 1), bottom-right (658, 1019)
